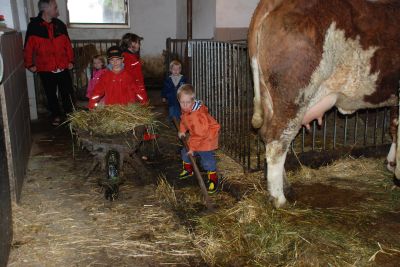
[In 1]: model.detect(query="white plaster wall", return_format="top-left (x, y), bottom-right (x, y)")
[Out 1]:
top-left (216, 0), bottom-right (258, 28)
top-left (176, 0), bottom-right (186, 39)
top-left (16, 0), bottom-right (29, 31)
top-left (29, 0), bottom-right (177, 56)
top-left (193, 0), bottom-right (215, 39)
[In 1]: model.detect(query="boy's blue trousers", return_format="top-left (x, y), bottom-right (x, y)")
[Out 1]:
top-left (181, 148), bottom-right (216, 171)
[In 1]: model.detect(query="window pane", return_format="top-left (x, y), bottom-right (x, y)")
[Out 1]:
top-left (67, 0), bottom-right (127, 24)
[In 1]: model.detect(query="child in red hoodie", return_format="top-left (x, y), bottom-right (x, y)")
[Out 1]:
top-left (177, 84), bottom-right (221, 193)
top-left (120, 33), bottom-right (146, 92)
top-left (88, 46), bottom-right (148, 109)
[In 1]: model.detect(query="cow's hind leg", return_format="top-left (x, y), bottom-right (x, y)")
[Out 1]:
top-left (265, 141), bottom-right (288, 208)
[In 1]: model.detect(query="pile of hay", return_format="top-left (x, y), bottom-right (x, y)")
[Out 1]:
top-left (156, 157), bottom-right (400, 266)
top-left (68, 104), bottom-right (159, 136)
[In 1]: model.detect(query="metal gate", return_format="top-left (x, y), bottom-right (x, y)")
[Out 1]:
top-left (167, 39), bottom-right (392, 171)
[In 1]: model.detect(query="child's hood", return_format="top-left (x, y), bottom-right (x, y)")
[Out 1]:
top-left (191, 100), bottom-right (202, 112)
top-left (182, 100), bottom-right (207, 114)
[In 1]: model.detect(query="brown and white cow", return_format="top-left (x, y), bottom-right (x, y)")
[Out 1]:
top-left (248, 0), bottom-right (400, 207)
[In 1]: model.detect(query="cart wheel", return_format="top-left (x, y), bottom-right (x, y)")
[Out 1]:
top-left (105, 150), bottom-right (120, 201)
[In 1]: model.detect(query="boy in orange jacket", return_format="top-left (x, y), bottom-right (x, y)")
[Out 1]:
top-left (177, 84), bottom-right (220, 193)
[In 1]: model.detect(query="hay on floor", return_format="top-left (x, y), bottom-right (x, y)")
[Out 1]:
top-left (158, 156), bottom-right (400, 266)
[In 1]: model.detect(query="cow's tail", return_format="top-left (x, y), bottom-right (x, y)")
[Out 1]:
top-left (248, 0), bottom-right (283, 129)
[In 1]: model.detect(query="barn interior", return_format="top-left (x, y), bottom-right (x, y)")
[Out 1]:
top-left (1, 0), bottom-right (400, 266)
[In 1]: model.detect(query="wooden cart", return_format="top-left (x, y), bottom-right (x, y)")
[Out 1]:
top-left (74, 126), bottom-right (152, 200)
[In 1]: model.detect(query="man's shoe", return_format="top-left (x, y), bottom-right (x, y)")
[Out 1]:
top-left (51, 117), bottom-right (61, 126)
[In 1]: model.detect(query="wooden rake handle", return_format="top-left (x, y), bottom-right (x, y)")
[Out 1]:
top-left (172, 118), bottom-right (213, 210)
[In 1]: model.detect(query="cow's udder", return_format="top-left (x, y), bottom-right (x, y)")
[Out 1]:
top-left (302, 94), bottom-right (337, 129)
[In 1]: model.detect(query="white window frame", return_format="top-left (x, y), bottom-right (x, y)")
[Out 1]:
top-left (66, 0), bottom-right (130, 29)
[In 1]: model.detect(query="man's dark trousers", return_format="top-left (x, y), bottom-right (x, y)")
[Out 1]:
top-left (39, 69), bottom-right (74, 118)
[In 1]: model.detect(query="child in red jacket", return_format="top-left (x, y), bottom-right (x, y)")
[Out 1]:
top-left (120, 33), bottom-right (146, 92)
top-left (88, 46), bottom-right (148, 109)
top-left (177, 84), bottom-right (221, 193)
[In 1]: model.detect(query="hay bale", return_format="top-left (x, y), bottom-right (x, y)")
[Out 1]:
top-left (67, 104), bottom-right (159, 136)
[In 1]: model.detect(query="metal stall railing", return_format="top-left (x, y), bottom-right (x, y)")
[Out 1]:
top-left (71, 39), bottom-right (119, 99)
top-left (34, 39), bottom-right (119, 113)
top-left (164, 39), bottom-right (393, 172)
top-left (189, 40), bottom-right (259, 171)
top-left (165, 38), bottom-right (212, 82)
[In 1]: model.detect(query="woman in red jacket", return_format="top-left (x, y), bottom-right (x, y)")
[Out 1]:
top-left (88, 46), bottom-right (148, 109)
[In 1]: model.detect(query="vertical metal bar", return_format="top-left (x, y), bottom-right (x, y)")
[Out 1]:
top-left (227, 43), bottom-right (232, 155)
top-left (195, 41), bottom-right (198, 92)
top-left (374, 109), bottom-right (378, 145)
top-left (312, 120), bottom-right (316, 151)
top-left (333, 109), bottom-right (337, 149)
top-left (344, 115), bottom-right (348, 146)
top-left (323, 113), bottom-right (327, 150)
top-left (354, 111), bottom-right (359, 145)
top-left (257, 135), bottom-right (261, 170)
top-left (364, 110), bottom-right (369, 146)
top-left (245, 46), bottom-right (251, 170)
top-left (233, 45), bottom-right (239, 159)
top-left (199, 42), bottom-right (203, 100)
top-left (382, 108), bottom-right (387, 144)
top-left (238, 45), bottom-right (244, 164)
top-left (242, 45), bottom-right (246, 165)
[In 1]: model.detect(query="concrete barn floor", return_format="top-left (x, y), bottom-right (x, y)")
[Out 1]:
top-left (7, 88), bottom-right (207, 266)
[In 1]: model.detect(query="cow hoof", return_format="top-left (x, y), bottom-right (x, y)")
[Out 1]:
top-left (284, 186), bottom-right (295, 201)
top-left (269, 195), bottom-right (287, 208)
top-left (386, 161), bottom-right (396, 173)
top-left (393, 177), bottom-right (400, 187)
top-left (252, 114), bottom-right (263, 128)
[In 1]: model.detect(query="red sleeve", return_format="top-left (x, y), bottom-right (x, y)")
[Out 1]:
top-left (88, 75), bottom-right (107, 109)
top-left (134, 85), bottom-right (149, 104)
top-left (134, 63), bottom-right (145, 88)
top-left (24, 35), bottom-right (35, 68)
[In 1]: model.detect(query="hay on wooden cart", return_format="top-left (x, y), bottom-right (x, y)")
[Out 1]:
top-left (67, 104), bottom-right (159, 136)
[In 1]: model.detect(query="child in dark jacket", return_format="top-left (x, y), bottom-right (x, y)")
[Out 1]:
top-left (177, 84), bottom-right (220, 193)
top-left (161, 60), bottom-right (187, 121)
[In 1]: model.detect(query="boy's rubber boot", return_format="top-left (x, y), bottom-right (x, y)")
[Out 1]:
top-left (207, 171), bottom-right (218, 194)
top-left (179, 161), bottom-right (194, 179)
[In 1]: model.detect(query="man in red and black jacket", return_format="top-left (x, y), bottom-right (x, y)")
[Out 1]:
top-left (24, 0), bottom-right (74, 126)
